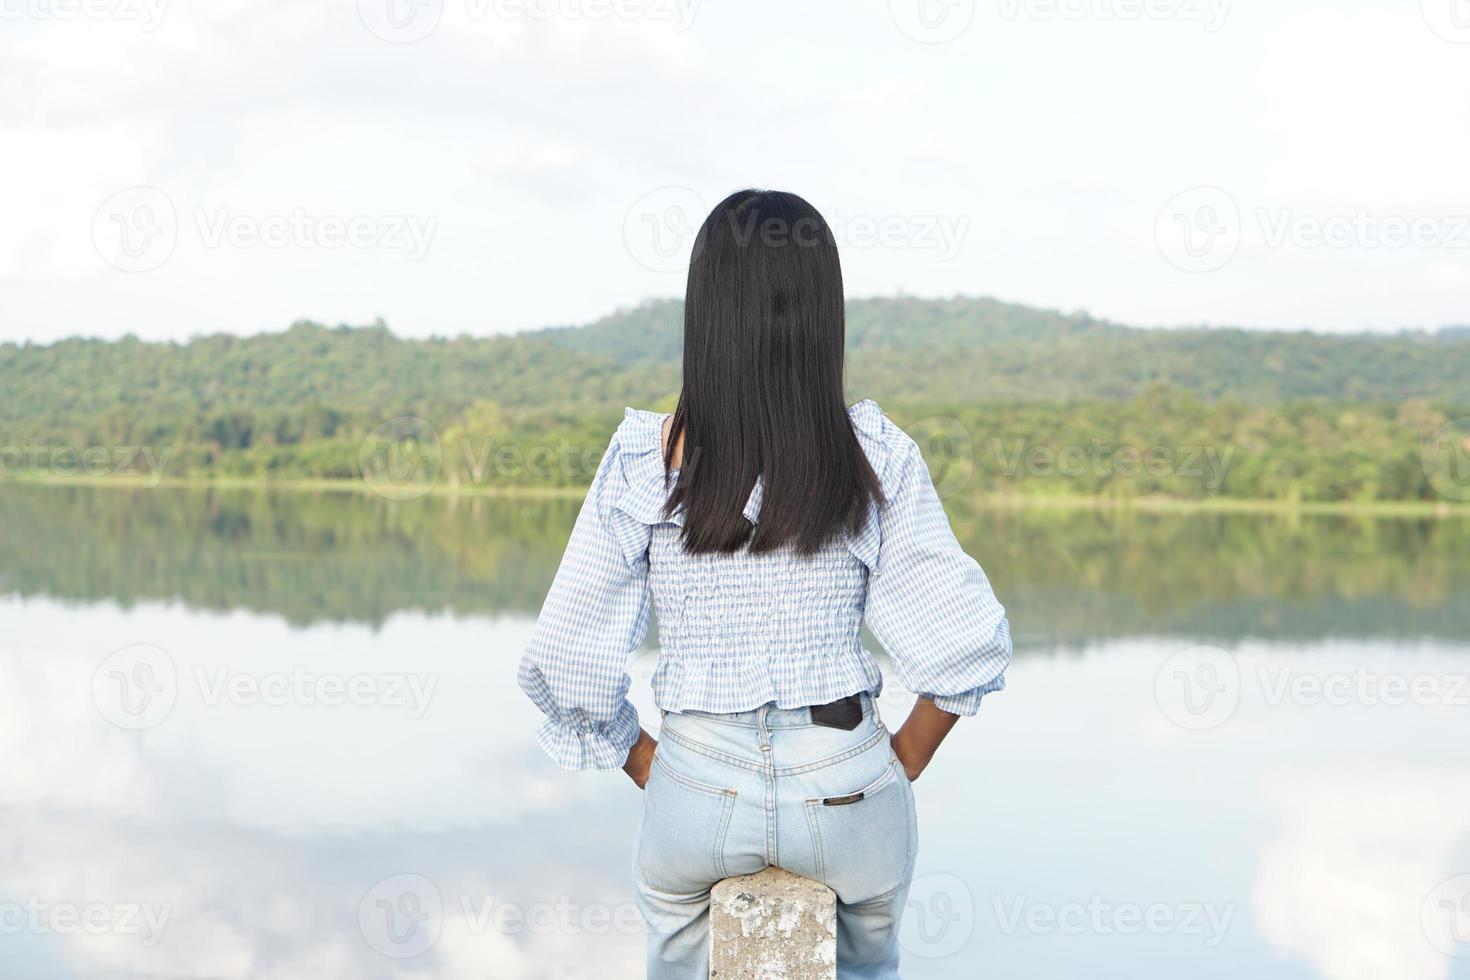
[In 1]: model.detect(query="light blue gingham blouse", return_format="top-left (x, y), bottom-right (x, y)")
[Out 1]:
top-left (518, 400), bottom-right (1011, 770)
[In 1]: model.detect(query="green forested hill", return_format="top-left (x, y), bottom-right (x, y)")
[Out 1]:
top-left (6, 298), bottom-right (1466, 434)
top-left (2, 296), bottom-right (1467, 505)
top-left (535, 297), bottom-right (1468, 403)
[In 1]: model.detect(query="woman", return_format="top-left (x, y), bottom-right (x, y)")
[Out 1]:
top-left (519, 189), bottom-right (1010, 979)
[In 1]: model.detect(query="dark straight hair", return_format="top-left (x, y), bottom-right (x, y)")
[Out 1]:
top-left (664, 189), bottom-right (883, 555)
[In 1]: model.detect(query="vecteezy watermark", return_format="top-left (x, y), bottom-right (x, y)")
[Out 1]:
top-left (991, 895), bottom-right (1236, 946)
top-left (994, 0), bottom-right (1231, 31)
top-left (1156, 647), bottom-right (1470, 730)
top-left (0, 898), bottom-right (172, 947)
top-left (623, 186), bottom-right (707, 274)
top-left (453, 438), bottom-right (604, 485)
top-left (1154, 645), bottom-right (1241, 731)
top-left (92, 186), bottom-right (437, 273)
top-left (194, 208), bottom-right (436, 260)
top-left (193, 666), bottom-right (438, 718)
top-left (459, 895), bottom-right (645, 936)
top-left (1256, 666), bottom-right (1470, 709)
top-left (1256, 209), bottom-right (1470, 252)
top-left (1155, 186), bottom-right (1241, 274)
top-left (359, 876), bottom-right (651, 957)
top-left (1422, 874), bottom-right (1470, 959)
top-left (1420, 0), bottom-right (1470, 44)
top-left (0, 0), bottom-right (169, 30)
top-left (0, 442), bottom-right (173, 486)
top-left (92, 186), bottom-right (178, 274)
top-left (359, 417), bottom-right (443, 501)
top-left (889, 0), bottom-right (976, 44)
top-left (358, 0), bottom-right (446, 42)
top-left (357, 0), bottom-right (699, 43)
top-left (901, 873), bottom-right (976, 959)
top-left (1422, 418), bottom-right (1470, 503)
top-left (360, 874), bottom-right (443, 958)
top-left (93, 644), bottom-right (179, 731)
top-left (913, 417), bottom-right (976, 500)
top-left (824, 211), bottom-right (970, 262)
top-left (1158, 186), bottom-right (1470, 273)
top-left (91, 645), bottom-right (439, 731)
top-left (990, 438), bottom-right (1234, 490)
top-left (622, 186), bottom-right (970, 274)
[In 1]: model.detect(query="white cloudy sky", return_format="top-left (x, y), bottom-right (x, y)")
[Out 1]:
top-left (2, 0), bottom-right (1468, 343)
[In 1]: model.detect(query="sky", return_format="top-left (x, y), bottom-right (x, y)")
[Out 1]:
top-left (2, 0), bottom-right (1469, 344)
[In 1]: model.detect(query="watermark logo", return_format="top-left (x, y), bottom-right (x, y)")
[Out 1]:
top-left (482, 0), bottom-right (699, 28)
top-left (450, 436), bottom-right (603, 485)
top-left (194, 209), bottom-right (436, 260)
top-left (1257, 209), bottom-right (1470, 252)
top-left (92, 644), bottom-right (178, 731)
top-left (92, 186), bottom-right (178, 274)
top-left (1421, 0), bottom-right (1470, 43)
top-left (990, 438), bottom-right (1234, 490)
top-left (1421, 874), bottom-right (1470, 958)
top-left (1257, 667), bottom-right (1470, 709)
top-left (0, 898), bottom-right (172, 947)
top-left (1156, 186), bottom-right (1240, 274)
top-left (825, 212), bottom-right (969, 261)
top-left (1154, 645), bottom-right (1240, 730)
top-left (913, 417), bottom-right (975, 499)
top-left (358, 0), bottom-right (445, 43)
top-left (0, 442), bottom-right (173, 486)
top-left (1423, 418), bottom-right (1470, 502)
top-left (359, 417), bottom-right (443, 501)
top-left (360, 874), bottom-right (443, 958)
top-left (193, 666), bottom-right (438, 717)
top-left (93, 187), bottom-right (438, 272)
top-left (460, 894), bottom-right (646, 935)
top-left (0, 0), bottom-right (169, 30)
top-left (890, 0), bottom-right (975, 44)
top-left (995, 0), bottom-right (1230, 31)
top-left (1160, 190), bottom-right (1470, 273)
top-left (623, 186), bottom-right (706, 274)
top-left (900, 873), bottom-right (975, 959)
top-left (358, 0), bottom-right (699, 40)
top-left (992, 895), bottom-right (1235, 945)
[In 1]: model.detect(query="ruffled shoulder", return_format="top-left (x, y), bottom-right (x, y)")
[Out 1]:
top-left (847, 400), bottom-right (928, 572)
top-left (848, 400), bottom-right (890, 478)
top-left (846, 400), bottom-right (892, 571)
top-left (599, 408), bottom-right (677, 541)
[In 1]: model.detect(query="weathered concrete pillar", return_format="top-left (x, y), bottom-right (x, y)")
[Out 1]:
top-left (709, 866), bottom-right (837, 980)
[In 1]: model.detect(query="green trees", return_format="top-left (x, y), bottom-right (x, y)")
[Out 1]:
top-left (3, 298), bottom-right (1465, 503)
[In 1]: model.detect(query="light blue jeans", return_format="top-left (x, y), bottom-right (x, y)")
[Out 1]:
top-left (633, 694), bottom-right (918, 979)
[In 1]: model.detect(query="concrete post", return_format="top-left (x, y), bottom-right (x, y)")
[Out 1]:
top-left (709, 866), bottom-right (837, 980)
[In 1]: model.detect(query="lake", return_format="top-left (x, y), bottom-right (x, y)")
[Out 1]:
top-left (2, 483), bottom-right (1469, 979)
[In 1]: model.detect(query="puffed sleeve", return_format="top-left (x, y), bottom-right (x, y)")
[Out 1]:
top-left (517, 432), bottom-right (652, 770)
top-left (864, 427), bottom-right (1011, 716)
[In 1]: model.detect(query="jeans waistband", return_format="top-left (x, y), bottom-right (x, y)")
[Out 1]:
top-left (667, 691), bottom-right (876, 731)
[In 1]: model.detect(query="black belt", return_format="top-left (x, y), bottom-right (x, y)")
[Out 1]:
top-left (809, 693), bottom-right (864, 731)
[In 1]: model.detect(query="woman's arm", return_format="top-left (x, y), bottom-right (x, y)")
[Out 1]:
top-left (890, 697), bottom-right (960, 782)
top-left (623, 727), bottom-right (658, 789)
top-left (518, 435), bottom-right (653, 771)
top-left (862, 422), bottom-right (1011, 774)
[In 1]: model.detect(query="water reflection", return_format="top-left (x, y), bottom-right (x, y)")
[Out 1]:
top-left (2, 484), bottom-right (1469, 979)
top-left (2, 484), bottom-right (1467, 645)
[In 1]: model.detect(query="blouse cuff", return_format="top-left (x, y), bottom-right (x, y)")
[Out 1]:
top-left (534, 700), bottom-right (640, 771)
top-left (926, 675), bottom-right (1006, 717)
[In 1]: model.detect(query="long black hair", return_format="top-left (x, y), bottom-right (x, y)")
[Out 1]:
top-left (664, 189), bottom-right (882, 555)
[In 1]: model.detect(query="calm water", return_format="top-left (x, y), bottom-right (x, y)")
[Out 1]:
top-left (2, 484), bottom-right (1469, 980)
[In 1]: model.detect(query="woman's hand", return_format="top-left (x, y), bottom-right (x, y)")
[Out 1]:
top-left (623, 728), bottom-right (658, 789)
top-left (890, 697), bottom-right (960, 783)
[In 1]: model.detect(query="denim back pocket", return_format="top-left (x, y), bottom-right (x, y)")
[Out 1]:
top-left (636, 753), bottom-right (737, 895)
top-left (803, 755), bottom-right (916, 905)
